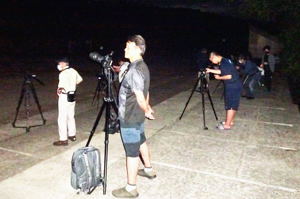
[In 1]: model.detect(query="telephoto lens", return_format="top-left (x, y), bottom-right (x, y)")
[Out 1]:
top-left (89, 52), bottom-right (104, 63)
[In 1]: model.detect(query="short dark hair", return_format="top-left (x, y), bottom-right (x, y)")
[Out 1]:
top-left (128, 35), bottom-right (146, 55)
top-left (238, 54), bottom-right (246, 60)
top-left (210, 51), bottom-right (221, 57)
top-left (57, 57), bottom-right (69, 64)
top-left (263, 45), bottom-right (271, 51)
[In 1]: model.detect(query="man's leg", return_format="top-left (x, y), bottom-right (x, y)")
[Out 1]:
top-left (244, 79), bottom-right (251, 97)
top-left (137, 141), bottom-right (156, 179)
top-left (57, 96), bottom-right (68, 141)
top-left (126, 157), bottom-right (139, 185)
top-left (225, 109), bottom-right (236, 128)
top-left (248, 77), bottom-right (256, 98)
top-left (67, 102), bottom-right (76, 137)
top-left (54, 96), bottom-right (68, 146)
top-left (139, 142), bottom-right (151, 167)
top-left (112, 125), bottom-right (140, 198)
top-left (264, 72), bottom-right (272, 91)
top-left (245, 76), bottom-right (255, 99)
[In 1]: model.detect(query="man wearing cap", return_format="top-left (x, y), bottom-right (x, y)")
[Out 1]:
top-left (53, 58), bottom-right (83, 146)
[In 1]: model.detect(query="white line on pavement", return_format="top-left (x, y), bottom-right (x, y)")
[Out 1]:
top-left (259, 121), bottom-right (294, 127)
top-left (152, 161), bottom-right (298, 193)
top-left (231, 119), bottom-right (294, 127)
top-left (0, 147), bottom-right (34, 157)
top-left (167, 130), bottom-right (298, 151)
top-left (207, 99), bottom-right (287, 111)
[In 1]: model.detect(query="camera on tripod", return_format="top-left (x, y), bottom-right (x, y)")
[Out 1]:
top-left (89, 51), bottom-right (113, 69)
top-left (89, 49), bottom-right (119, 135)
top-left (198, 68), bottom-right (207, 77)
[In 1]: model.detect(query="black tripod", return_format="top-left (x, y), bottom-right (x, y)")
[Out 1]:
top-left (212, 80), bottom-right (225, 100)
top-left (91, 73), bottom-right (107, 108)
top-left (12, 74), bottom-right (46, 132)
top-left (179, 71), bottom-right (218, 129)
top-left (86, 52), bottom-right (118, 195)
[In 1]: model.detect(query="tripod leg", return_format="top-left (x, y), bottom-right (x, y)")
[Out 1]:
top-left (179, 77), bottom-right (201, 120)
top-left (92, 80), bottom-right (101, 106)
top-left (212, 80), bottom-right (222, 94)
top-left (111, 100), bottom-right (118, 114)
top-left (206, 88), bottom-right (219, 121)
top-left (86, 101), bottom-right (106, 147)
top-left (102, 102), bottom-right (112, 195)
top-left (30, 82), bottom-right (46, 124)
top-left (201, 91), bottom-right (208, 130)
top-left (12, 82), bottom-right (26, 126)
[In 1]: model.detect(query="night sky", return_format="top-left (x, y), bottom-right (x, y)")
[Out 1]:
top-left (1, 0), bottom-right (249, 64)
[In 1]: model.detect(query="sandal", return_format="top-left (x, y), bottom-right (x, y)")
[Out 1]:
top-left (216, 124), bottom-right (231, 130)
top-left (221, 121), bottom-right (234, 126)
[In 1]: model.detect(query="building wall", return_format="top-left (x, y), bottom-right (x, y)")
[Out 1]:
top-left (249, 27), bottom-right (282, 59)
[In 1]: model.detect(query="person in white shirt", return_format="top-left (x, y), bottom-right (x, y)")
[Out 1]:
top-left (53, 58), bottom-right (83, 146)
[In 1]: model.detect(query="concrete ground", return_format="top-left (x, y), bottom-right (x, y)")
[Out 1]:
top-left (0, 71), bottom-right (299, 199)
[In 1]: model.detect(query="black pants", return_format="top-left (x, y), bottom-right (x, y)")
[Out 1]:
top-left (264, 71), bottom-right (272, 91)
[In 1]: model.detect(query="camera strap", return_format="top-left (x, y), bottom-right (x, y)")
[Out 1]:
top-left (119, 65), bottom-right (130, 85)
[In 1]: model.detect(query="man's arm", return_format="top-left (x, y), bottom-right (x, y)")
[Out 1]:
top-left (206, 68), bottom-right (221, 75)
top-left (146, 92), bottom-right (154, 114)
top-left (134, 91), bottom-right (155, 120)
top-left (214, 74), bottom-right (232, 80)
top-left (76, 71), bottom-right (83, 85)
top-left (57, 73), bottom-right (66, 95)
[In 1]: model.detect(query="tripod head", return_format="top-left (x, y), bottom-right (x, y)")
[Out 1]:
top-left (89, 48), bottom-right (119, 135)
top-left (24, 73), bottom-right (45, 86)
top-left (198, 69), bottom-right (207, 77)
top-left (89, 50), bottom-right (114, 84)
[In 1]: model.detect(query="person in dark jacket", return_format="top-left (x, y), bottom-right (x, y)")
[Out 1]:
top-left (238, 55), bottom-right (261, 99)
top-left (260, 45), bottom-right (275, 91)
top-left (206, 51), bottom-right (242, 130)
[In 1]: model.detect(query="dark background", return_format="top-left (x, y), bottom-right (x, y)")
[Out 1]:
top-left (0, 1), bottom-right (249, 68)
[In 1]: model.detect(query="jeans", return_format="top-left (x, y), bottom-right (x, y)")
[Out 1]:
top-left (120, 122), bottom-right (146, 157)
top-left (244, 72), bottom-right (261, 98)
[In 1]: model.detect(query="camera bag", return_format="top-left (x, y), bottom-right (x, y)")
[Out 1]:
top-left (67, 91), bottom-right (76, 102)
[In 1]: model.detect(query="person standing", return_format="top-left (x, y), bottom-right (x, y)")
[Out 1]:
top-left (112, 35), bottom-right (156, 198)
top-left (206, 52), bottom-right (242, 130)
top-left (53, 58), bottom-right (83, 146)
top-left (238, 55), bottom-right (261, 99)
top-left (260, 45), bottom-right (275, 91)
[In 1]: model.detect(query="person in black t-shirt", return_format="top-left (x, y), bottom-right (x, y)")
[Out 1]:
top-left (206, 51), bottom-right (242, 130)
top-left (112, 35), bottom-right (156, 198)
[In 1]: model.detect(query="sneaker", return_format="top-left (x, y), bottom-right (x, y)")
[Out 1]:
top-left (137, 169), bottom-right (157, 179)
top-left (68, 136), bottom-right (76, 142)
top-left (53, 140), bottom-right (68, 146)
top-left (112, 187), bottom-right (139, 198)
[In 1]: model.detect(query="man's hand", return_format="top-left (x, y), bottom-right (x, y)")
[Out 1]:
top-left (145, 108), bottom-right (155, 120)
top-left (57, 87), bottom-right (66, 96)
top-left (206, 68), bottom-right (212, 73)
top-left (214, 74), bottom-right (221, 80)
top-left (112, 65), bottom-right (121, 73)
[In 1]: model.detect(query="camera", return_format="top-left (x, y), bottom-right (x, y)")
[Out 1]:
top-left (198, 68), bottom-right (207, 78)
top-left (89, 51), bottom-right (113, 69)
